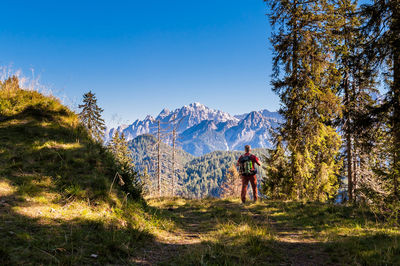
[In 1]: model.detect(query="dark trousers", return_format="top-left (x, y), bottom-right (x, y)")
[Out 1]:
top-left (241, 175), bottom-right (257, 203)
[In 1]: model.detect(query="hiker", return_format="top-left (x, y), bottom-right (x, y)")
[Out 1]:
top-left (237, 145), bottom-right (261, 203)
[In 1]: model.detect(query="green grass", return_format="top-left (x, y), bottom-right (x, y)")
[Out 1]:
top-left (0, 84), bottom-right (168, 264)
top-left (145, 198), bottom-right (400, 265)
top-left (262, 201), bottom-right (400, 265)
top-left (1, 83), bottom-right (399, 265)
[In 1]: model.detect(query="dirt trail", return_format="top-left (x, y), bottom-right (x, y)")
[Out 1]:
top-left (133, 199), bottom-right (332, 265)
top-left (268, 219), bottom-right (330, 265)
top-left (132, 202), bottom-right (207, 265)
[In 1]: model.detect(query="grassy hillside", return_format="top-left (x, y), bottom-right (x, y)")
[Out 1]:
top-left (0, 79), bottom-right (171, 264)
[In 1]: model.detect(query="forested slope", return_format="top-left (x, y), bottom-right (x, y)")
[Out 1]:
top-left (128, 134), bottom-right (266, 198)
top-left (180, 149), bottom-right (266, 198)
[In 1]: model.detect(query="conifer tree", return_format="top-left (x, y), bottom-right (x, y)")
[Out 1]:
top-left (108, 131), bottom-right (142, 199)
top-left (333, 0), bottom-right (379, 202)
top-left (78, 91), bottom-right (106, 142)
top-left (266, 0), bottom-right (342, 201)
top-left (141, 166), bottom-right (152, 197)
top-left (362, 0), bottom-right (400, 198)
top-left (262, 137), bottom-right (292, 199)
top-left (220, 164), bottom-right (241, 198)
top-left (108, 131), bottom-right (134, 171)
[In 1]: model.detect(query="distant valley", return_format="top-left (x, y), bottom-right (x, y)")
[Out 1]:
top-left (128, 134), bottom-right (267, 198)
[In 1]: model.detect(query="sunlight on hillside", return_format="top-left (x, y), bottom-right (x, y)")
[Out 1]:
top-left (0, 180), bottom-right (15, 196)
top-left (13, 199), bottom-right (117, 224)
top-left (34, 141), bottom-right (83, 151)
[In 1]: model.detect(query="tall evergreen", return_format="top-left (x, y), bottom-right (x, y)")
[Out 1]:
top-left (266, 0), bottom-right (342, 201)
top-left (108, 131), bottom-right (142, 199)
top-left (141, 166), bottom-right (152, 197)
top-left (220, 164), bottom-right (241, 198)
top-left (78, 91), bottom-right (106, 142)
top-left (108, 131), bottom-right (135, 172)
top-left (333, 0), bottom-right (379, 202)
top-left (262, 137), bottom-right (292, 199)
top-left (361, 0), bottom-right (400, 198)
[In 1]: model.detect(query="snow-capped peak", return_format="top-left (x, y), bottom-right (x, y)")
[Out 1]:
top-left (144, 115), bottom-right (155, 121)
top-left (189, 102), bottom-right (204, 108)
top-left (105, 103), bottom-right (282, 155)
top-left (158, 108), bottom-right (170, 118)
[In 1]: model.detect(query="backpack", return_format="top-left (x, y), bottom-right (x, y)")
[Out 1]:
top-left (239, 155), bottom-right (257, 176)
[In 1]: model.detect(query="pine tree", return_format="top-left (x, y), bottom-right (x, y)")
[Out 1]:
top-left (78, 91), bottom-right (106, 142)
top-left (108, 131), bottom-right (134, 171)
top-left (266, 0), bottom-right (342, 201)
top-left (107, 131), bottom-right (142, 199)
top-left (220, 164), bottom-right (241, 198)
top-left (262, 137), bottom-right (292, 199)
top-left (141, 166), bottom-right (152, 197)
top-left (333, 0), bottom-right (379, 202)
top-left (362, 0), bottom-right (400, 198)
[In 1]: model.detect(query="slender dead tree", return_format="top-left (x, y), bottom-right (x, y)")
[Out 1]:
top-left (157, 120), bottom-right (161, 196)
top-left (172, 117), bottom-right (176, 196)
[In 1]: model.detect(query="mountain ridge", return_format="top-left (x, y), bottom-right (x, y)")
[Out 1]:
top-left (107, 103), bottom-right (282, 156)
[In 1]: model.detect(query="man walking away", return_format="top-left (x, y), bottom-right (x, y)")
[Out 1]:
top-left (237, 145), bottom-right (261, 203)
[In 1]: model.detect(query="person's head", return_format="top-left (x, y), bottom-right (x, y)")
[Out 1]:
top-left (245, 145), bottom-right (251, 153)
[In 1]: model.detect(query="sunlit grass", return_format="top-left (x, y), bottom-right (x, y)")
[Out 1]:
top-left (144, 198), bottom-right (400, 265)
top-left (34, 141), bottom-right (83, 151)
top-left (0, 180), bottom-right (15, 196)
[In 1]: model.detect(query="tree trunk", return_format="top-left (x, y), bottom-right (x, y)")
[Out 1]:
top-left (344, 70), bottom-right (353, 202)
top-left (392, 4), bottom-right (400, 198)
top-left (346, 133), bottom-right (353, 201)
top-left (172, 125), bottom-right (176, 196)
top-left (291, 0), bottom-right (301, 201)
top-left (157, 120), bottom-right (161, 197)
top-left (353, 146), bottom-right (358, 202)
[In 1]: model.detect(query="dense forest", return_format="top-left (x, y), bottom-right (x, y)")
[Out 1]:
top-left (261, 0), bottom-right (400, 215)
top-left (179, 149), bottom-right (266, 198)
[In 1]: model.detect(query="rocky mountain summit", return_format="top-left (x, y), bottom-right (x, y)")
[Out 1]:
top-left (106, 103), bottom-right (281, 156)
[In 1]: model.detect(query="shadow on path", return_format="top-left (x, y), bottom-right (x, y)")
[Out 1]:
top-left (138, 198), bottom-right (400, 265)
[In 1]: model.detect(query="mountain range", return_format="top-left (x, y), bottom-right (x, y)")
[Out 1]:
top-left (106, 102), bottom-right (282, 156)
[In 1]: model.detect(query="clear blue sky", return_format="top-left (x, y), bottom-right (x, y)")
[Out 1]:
top-left (0, 0), bottom-right (278, 127)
